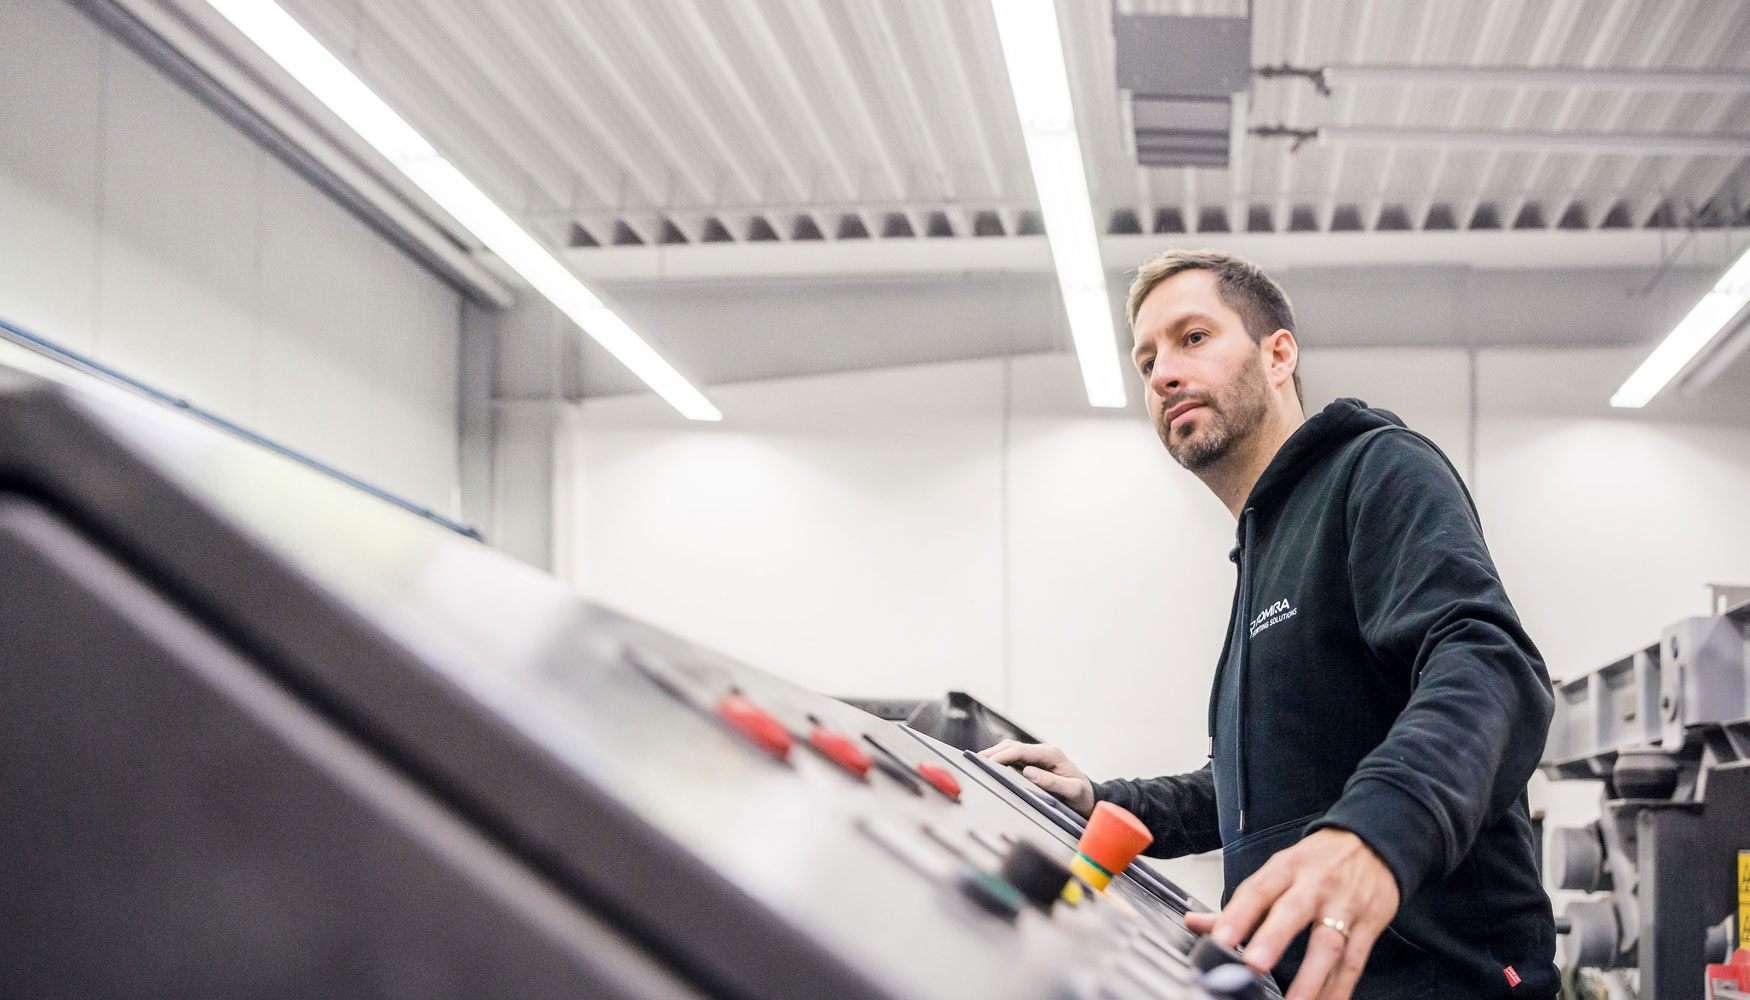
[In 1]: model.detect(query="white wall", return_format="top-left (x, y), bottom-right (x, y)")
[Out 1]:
top-left (556, 346), bottom-right (1750, 903)
top-left (0, 1), bottom-right (462, 514)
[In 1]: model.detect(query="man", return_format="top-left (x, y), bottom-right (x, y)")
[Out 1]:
top-left (981, 250), bottom-right (1556, 1000)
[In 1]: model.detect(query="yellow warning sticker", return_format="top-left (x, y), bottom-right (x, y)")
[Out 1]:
top-left (1739, 850), bottom-right (1750, 950)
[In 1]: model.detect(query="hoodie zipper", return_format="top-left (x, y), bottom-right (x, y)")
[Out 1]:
top-left (1234, 508), bottom-right (1255, 833)
top-left (1206, 507), bottom-right (1256, 835)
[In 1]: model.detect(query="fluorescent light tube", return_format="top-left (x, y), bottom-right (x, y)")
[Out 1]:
top-left (1611, 244), bottom-right (1750, 408)
top-left (991, 0), bottom-right (1128, 409)
top-left (203, 0), bottom-right (720, 421)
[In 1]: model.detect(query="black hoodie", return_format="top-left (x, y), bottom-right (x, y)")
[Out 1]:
top-left (1096, 399), bottom-right (1557, 999)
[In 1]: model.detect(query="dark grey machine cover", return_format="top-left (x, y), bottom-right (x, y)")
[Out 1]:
top-left (0, 364), bottom-right (1247, 1000)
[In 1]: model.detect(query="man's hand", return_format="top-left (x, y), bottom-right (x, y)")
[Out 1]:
top-left (976, 740), bottom-right (1095, 818)
top-left (1183, 829), bottom-right (1399, 1000)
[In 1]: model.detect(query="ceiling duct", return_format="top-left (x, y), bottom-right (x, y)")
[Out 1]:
top-left (1113, 14), bottom-right (1251, 169)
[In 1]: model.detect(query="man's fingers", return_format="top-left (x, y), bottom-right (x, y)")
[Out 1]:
top-left (1237, 887), bottom-right (1320, 971)
top-left (1021, 765), bottom-right (1079, 800)
top-left (977, 739), bottom-right (1022, 760)
top-left (1281, 922), bottom-right (1347, 1000)
top-left (1315, 936), bottom-right (1373, 1000)
top-left (983, 741), bottom-right (1070, 771)
top-left (1184, 911), bottom-right (1217, 934)
top-left (1210, 859), bottom-right (1295, 948)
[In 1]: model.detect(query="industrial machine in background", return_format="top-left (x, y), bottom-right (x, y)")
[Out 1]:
top-left (841, 691), bottom-right (1043, 754)
top-left (0, 362), bottom-right (1267, 1000)
top-left (1541, 589), bottom-right (1750, 1000)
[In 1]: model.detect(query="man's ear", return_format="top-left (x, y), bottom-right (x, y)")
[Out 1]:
top-left (1265, 329), bottom-right (1298, 389)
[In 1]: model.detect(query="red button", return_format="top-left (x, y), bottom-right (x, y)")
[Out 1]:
top-left (810, 727), bottom-right (871, 779)
top-left (917, 762), bottom-right (962, 800)
top-left (716, 694), bottom-right (792, 760)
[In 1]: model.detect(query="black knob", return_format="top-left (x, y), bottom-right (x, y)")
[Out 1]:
top-left (1190, 935), bottom-right (1245, 972)
top-left (1191, 937), bottom-right (1269, 1000)
top-left (1202, 963), bottom-right (1263, 998)
top-left (997, 840), bottom-right (1074, 910)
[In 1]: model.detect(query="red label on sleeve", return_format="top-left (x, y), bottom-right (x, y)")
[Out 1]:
top-left (1504, 966), bottom-right (1521, 987)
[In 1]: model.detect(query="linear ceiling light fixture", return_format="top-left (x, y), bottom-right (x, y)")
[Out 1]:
top-left (990, 0), bottom-right (1127, 408)
top-left (202, 0), bottom-right (720, 421)
top-left (1611, 244), bottom-right (1750, 408)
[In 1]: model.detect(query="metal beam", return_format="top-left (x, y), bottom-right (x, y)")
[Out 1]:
top-left (1320, 64), bottom-right (1750, 92)
top-left (1297, 127), bottom-right (1750, 156)
top-left (560, 229), bottom-right (1745, 282)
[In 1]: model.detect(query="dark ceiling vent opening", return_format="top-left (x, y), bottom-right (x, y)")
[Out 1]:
top-left (1196, 206), bottom-right (1230, 232)
top-left (836, 214), bottom-right (871, 239)
top-left (1599, 202), bottom-right (1635, 229)
top-left (925, 211), bottom-right (955, 237)
top-left (611, 220), bottom-right (645, 245)
top-left (1329, 205), bottom-right (1364, 232)
top-left (1375, 205), bottom-right (1412, 231)
top-left (700, 217), bottom-right (735, 242)
top-left (1108, 208), bottom-right (1143, 235)
top-left (1511, 204), bottom-right (1546, 230)
top-left (1557, 203), bottom-right (1589, 230)
top-left (1015, 210), bottom-right (1045, 236)
top-left (972, 211), bottom-right (1006, 237)
top-left (1423, 204), bottom-right (1458, 230)
top-left (1288, 205), bottom-right (1318, 232)
top-left (1644, 201), bottom-right (1679, 228)
top-left (567, 222), bottom-right (599, 248)
top-left (1152, 207), bottom-right (1186, 233)
top-left (881, 213), bottom-right (915, 238)
top-left (792, 215), bottom-right (825, 240)
top-left (1694, 200), bottom-right (1732, 229)
top-left (1467, 204), bottom-right (1502, 230)
top-left (658, 218), bottom-right (689, 244)
top-left (746, 216), bottom-right (780, 241)
top-left (1246, 205), bottom-right (1274, 232)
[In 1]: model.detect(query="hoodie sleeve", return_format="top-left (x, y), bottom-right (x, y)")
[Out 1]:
top-left (1094, 764), bottom-right (1222, 859)
top-left (1307, 430), bottom-right (1553, 900)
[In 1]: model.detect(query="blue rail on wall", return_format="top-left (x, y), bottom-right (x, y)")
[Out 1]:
top-left (0, 316), bottom-right (482, 541)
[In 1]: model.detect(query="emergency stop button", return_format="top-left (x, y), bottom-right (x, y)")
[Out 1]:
top-left (716, 694), bottom-right (792, 760)
top-left (810, 726), bottom-right (871, 778)
top-left (916, 762), bottom-right (962, 801)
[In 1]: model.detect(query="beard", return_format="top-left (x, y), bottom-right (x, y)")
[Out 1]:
top-left (1156, 355), bottom-right (1271, 472)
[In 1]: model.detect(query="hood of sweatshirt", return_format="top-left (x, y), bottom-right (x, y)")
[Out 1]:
top-left (1242, 397), bottom-right (1406, 521)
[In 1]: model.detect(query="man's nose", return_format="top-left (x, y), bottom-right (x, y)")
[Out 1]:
top-left (1149, 362), bottom-right (1183, 398)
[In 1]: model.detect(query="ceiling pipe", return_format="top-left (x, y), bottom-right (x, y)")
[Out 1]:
top-left (1253, 125), bottom-right (1750, 156)
top-left (1257, 63), bottom-right (1750, 96)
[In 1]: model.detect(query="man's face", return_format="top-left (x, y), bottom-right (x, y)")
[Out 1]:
top-left (1131, 269), bottom-right (1272, 471)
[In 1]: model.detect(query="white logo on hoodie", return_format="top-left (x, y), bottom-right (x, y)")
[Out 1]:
top-left (1248, 598), bottom-right (1297, 638)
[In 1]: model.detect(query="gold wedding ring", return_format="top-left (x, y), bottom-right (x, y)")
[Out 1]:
top-left (1319, 916), bottom-right (1351, 941)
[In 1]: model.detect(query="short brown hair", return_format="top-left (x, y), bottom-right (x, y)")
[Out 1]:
top-left (1126, 248), bottom-right (1301, 405)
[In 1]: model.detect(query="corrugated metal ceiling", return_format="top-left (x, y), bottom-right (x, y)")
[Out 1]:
top-left (264, 0), bottom-right (1749, 248)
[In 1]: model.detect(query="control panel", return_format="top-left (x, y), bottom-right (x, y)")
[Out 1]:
top-left (0, 363), bottom-right (1275, 1000)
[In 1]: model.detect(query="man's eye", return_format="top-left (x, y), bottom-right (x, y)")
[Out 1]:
top-left (1141, 358), bottom-right (1154, 375)
top-left (1186, 331), bottom-right (1206, 346)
